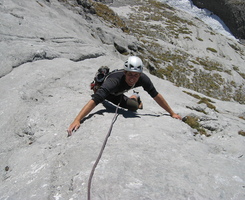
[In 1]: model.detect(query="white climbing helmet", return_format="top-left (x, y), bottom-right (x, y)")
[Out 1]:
top-left (124, 56), bottom-right (143, 73)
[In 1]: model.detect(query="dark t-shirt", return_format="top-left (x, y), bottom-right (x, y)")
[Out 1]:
top-left (92, 69), bottom-right (158, 105)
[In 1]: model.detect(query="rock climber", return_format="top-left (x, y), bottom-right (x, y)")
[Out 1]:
top-left (67, 56), bottom-right (181, 135)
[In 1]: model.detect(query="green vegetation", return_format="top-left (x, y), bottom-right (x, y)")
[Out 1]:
top-left (197, 37), bottom-right (203, 41)
top-left (206, 47), bottom-right (218, 53)
top-left (198, 98), bottom-right (217, 111)
top-left (233, 65), bottom-right (245, 79)
top-left (184, 36), bottom-right (192, 41)
top-left (128, 0), bottom-right (194, 40)
top-left (238, 130), bottom-right (245, 136)
top-left (182, 116), bottom-right (210, 136)
top-left (183, 91), bottom-right (218, 112)
top-left (36, 1), bottom-right (44, 7)
top-left (196, 57), bottom-right (223, 71)
top-left (239, 116), bottom-right (245, 120)
top-left (228, 42), bottom-right (240, 51)
top-left (91, 1), bottom-right (129, 32)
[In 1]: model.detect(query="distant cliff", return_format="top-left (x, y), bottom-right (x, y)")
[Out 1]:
top-left (191, 0), bottom-right (245, 40)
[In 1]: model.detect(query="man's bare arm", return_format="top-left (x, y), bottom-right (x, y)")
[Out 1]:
top-left (153, 93), bottom-right (181, 120)
top-left (67, 100), bottom-right (97, 136)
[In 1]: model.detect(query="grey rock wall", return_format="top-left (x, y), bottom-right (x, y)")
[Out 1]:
top-left (191, 0), bottom-right (245, 40)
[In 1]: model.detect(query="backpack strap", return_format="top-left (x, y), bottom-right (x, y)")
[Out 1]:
top-left (103, 69), bottom-right (124, 83)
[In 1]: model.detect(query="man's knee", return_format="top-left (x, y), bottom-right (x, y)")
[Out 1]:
top-left (126, 98), bottom-right (139, 112)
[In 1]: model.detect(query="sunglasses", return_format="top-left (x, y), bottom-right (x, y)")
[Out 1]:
top-left (126, 72), bottom-right (141, 78)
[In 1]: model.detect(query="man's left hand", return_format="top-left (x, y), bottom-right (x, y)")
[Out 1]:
top-left (171, 113), bottom-right (182, 120)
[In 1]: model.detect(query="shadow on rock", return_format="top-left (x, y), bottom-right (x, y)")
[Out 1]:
top-left (80, 101), bottom-right (167, 123)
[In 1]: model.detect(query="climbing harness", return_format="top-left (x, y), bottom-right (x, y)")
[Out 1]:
top-left (87, 101), bottom-right (121, 200)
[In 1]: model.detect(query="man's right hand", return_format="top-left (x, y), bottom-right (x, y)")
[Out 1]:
top-left (67, 100), bottom-right (97, 136)
top-left (67, 121), bottom-right (80, 136)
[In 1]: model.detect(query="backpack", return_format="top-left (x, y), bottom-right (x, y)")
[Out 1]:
top-left (90, 66), bottom-right (110, 93)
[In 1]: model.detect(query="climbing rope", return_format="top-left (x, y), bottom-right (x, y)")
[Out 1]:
top-left (87, 104), bottom-right (120, 200)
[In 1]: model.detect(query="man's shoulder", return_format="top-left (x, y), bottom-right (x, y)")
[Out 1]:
top-left (107, 69), bottom-right (124, 78)
top-left (102, 69), bottom-right (124, 86)
top-left (140, 72), bottom-right (151, 81)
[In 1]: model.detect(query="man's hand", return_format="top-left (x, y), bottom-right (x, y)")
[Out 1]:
top-left (67, 100), bottom-right (97, 137)
top-left (67, 121), bottom-right (80, 136)
top-left (171, 113), bottom-right (182, 120)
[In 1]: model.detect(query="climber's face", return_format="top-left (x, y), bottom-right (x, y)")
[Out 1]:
top-left (125, 71), bottom-right (141, 86)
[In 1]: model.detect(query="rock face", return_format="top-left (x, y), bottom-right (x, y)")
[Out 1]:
top-left (0, 0), bottom-right (245, 199)
top-left (191, 0), bottom-right (245, 40)
top-left (0, 0), bottom-right (137, 78)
